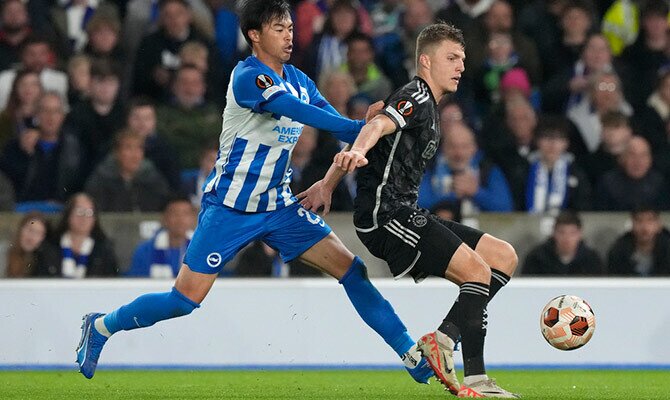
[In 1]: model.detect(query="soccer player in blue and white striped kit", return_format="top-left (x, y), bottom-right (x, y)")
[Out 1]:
top-left (76, 0), bottom-right (435, 384)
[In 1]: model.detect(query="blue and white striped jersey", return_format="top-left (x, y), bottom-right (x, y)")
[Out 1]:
top-left (203, 56), bottom-right (331, 212)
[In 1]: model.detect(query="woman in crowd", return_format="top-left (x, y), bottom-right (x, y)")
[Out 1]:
top-left (0, 69), bottom-right (43, 150)
top-left (5, 212), bottom-right (58, 277)
top-left (46, 192), bottom-right (118, 278)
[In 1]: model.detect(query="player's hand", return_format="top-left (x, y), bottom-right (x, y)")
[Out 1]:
top-left (365, 101), bottom-right (385, 123)
top-left (334, 149), bottom-right (368, 173)
top-left (296, 179), bottom-right (333, 215)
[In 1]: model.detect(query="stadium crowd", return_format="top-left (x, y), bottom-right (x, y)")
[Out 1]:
top-left (1, 0), bottom-right (670, 278)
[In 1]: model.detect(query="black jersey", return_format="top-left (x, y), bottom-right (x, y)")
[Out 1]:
top-left (354, 76), bottom-right (439, 231)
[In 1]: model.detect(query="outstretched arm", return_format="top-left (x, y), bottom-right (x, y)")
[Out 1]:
top-left (296, 154), bottom-right (349, 215)
top-left (334, 113), bottom-right (397, 172)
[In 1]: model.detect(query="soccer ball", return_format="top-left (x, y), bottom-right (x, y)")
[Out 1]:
top-left (540, 294), bottom-right (595, 351)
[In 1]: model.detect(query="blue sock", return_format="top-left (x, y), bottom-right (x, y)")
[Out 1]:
top-left (103, 287), bottom-right (200, 334)
top-left (339, 256), bottom-right (414, 356)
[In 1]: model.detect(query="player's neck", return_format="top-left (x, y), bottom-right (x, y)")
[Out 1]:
top-left (417, 72), bottom-right (444, 103)
top-left (253, 50), bottom-right (284, 77)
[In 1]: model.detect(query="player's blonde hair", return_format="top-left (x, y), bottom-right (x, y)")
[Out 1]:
top-left (415, 22), bottom-right (465, 68)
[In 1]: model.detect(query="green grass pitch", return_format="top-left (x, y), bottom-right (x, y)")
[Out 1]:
top-left (1, 369), bottom-right (668, 399)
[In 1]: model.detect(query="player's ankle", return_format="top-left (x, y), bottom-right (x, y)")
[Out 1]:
top-left (401, 343), bottom-right (423, 369)
top-left (463, 374), bottom-right (488, 386)
top-left (94, 316), bottom-right (112, 338)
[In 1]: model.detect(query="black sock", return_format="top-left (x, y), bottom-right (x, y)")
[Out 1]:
top-left (457, 282), bottom-right (489, 377)
top-left (489, 268), bottom-right (510, 300)
top-left (438, 268), bottom-right (511, 341)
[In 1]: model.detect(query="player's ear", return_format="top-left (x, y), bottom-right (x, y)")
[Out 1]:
top-left (248, 29), bottom-right (261, 45)
top-left (418, 53), bottom-right (431, 71)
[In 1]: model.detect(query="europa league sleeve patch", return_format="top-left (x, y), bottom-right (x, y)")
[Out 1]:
top-left (383, 98), bottom-right (415, 128)
top-left (396, 100), bottom-right (414, 116)
top-left (255, 74), bottom-right (274, 89)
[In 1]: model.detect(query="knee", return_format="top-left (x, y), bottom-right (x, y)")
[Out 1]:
top-left (497, 240), bottom-right (519, 275)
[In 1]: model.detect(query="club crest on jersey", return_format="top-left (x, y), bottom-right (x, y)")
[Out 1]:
top-left (411, 214), bottom-right (428, 228)
top-left (256, 74), bottom-right (274, 89)
top-left (206, 252), bottom-right (222, 268)
top-left (422, 139), bottom-right (438, 159)
top-left (396, 100), bottom-right (414, 116)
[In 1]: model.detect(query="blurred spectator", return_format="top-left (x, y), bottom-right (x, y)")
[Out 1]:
top-left (473, 32), bottom-right (533, 114)
top-left (0, 0), bottom-right (33, 71)
top-left (302, 0), bottom-right (362, 81)
top-left (595, 135), bottom-right (670, 211)
top-left (156, 65), bottom-right (221, 168)
top-left (0, 69), bottom-right (42, 149)
top-left (85, 129), bottom-right (170, 212)
top-left (525, 116), bottom-right (591, 213)
top-left (370, 0), bottom-right (403, 37)
top-left (294, 0), bottom-right (372, 60)
top-left (66, 54), bottom-right (91, 107)
top-left (181, 139), bottom-right (218, 207)
top-left (483, 96), bottom-right (537, 209)
top-left (601, 0), bottom-right (639, 56)
top-left (341, 33), bottom-right (392, 101)
top-left (5, 212), bottom-right (59, 277)
top-left (82, 11), bottom-right (125, 77)
top-left (418, 121), bottom-right (513, 214)
top-left (436, 0), bottom-right (494, 33)
top-left (0, 169), bottom-right (15, 210)
top-left (522, 210), bottom-right (603, 275)
top-left (289, 126), bottom-right (353, 211)
top-left (463, 0), bottom-right (542, 86)
top-left (551, 0), bottom-right (596, 79)
top-left (518, 0), bottom-right (569, 79)
top-left (318, 69), bottom-right (356, 115)
top-left (131, 0), bottom-right (221, 102)
top-left (584, 110), bottom-right (632, 184)
top-left (42, 192), bottom-right (118, 277)
top-left (50, 0), bottom-right (119, 54)
top-left (567, 71), bottom-right (633, 153)
top-left (607, 206), bottom-right (670, 276)
top-left (369, 0), bottom-right (409, 88)
top-left (346, 92), bottom-right (373, 120)
top-left (430, 199), bottom-right (462, 223)
top-left (399, 0), bottom-right (435, 78)
top-left (0, 35), bottom-right (68, 110)
top-left (178, 40), bottom-right (226, 105)
top-left (66, 60), bottom-right (125, 172)
top-left (123, 0), bottom-right (214, 68)
top-left (620, 0), bottom-right (669, 112)
top-left (127, 96), bottom-right (181, 190)
top-left (634, 68), bottom-right (670, 151)
top-left (542, 33), bottom-right (615, 114)
top-left (207, 0), bottom-right (245, 77)
top-left (126, 195), bottom-right (195, 277)
top-left (0, 92), bottom-right (82, 203)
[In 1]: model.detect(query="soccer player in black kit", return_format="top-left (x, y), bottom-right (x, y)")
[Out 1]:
top-left (298, 23), bottom-right (520, 398)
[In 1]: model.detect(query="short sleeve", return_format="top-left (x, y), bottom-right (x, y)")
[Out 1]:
top-left (381, 87), bottom-right (428, 133)
top-left (232, 66), bottom-right (287, 113)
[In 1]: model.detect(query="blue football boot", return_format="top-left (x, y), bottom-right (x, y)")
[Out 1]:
top-left (76, 312), bottom-right (108, 379)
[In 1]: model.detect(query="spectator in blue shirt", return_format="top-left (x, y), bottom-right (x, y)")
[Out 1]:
top-left (126, 195), bottom-right (196, 278)
top-left (418, 120), bottom-right (513, 214)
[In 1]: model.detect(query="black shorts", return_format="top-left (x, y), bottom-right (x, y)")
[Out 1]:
top-left (356, 205), bottom-right (484, 282)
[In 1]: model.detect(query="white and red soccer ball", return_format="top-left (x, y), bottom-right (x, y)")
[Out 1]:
top-left (540, 295), bottom-right (596, 351)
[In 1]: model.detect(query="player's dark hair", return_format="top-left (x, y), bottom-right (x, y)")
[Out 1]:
top-left (600, 110), bottom-right (629, 129)
top-left (416, 22), bottom-right (465, 62)
top-left (238, 0), bottom-right (291, 48)
top-left (554, 211), bottom-right (582, 229)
